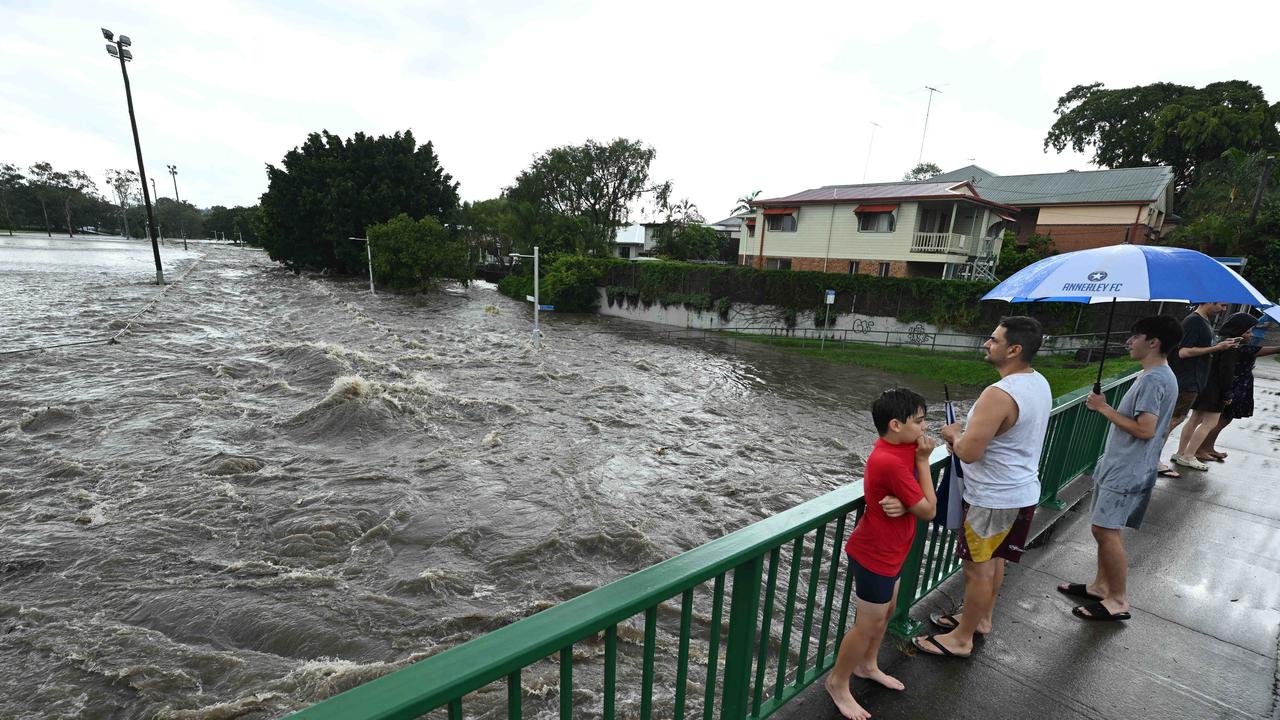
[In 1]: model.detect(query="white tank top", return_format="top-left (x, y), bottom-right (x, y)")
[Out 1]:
top-left (961, 370), bottom-right (1052, 509)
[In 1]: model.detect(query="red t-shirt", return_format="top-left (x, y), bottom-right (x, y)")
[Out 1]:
top-left (844, 438), bottom-right (926, 576)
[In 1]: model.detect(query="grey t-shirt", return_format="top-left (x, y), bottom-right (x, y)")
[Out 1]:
top-left (1094, 364), bottom-right (1178, 494)
top-left (1170, 313), bottom-right (1213, 392)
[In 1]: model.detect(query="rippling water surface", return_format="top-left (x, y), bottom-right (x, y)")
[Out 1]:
top-left (0, 236), bottom-right (965, 719)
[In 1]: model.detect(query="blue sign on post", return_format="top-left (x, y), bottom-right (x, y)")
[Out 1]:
top-left (538, 305), bottom-right (555, 311)
top-left (825, 289), bottom-right (836, 304)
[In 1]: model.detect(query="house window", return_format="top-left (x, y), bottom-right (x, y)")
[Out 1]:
top-left (746, 223), bottom-right (755, 237)
top-left (878, 262), bottom-right (891, 278)
top-left (618, 246), bottom-right (631, 259)
top-left (766, 214), bottom-right (797, 232)
top-left (766, 258), bottom-right (792, 271)
top-left (858, 212), bottom-right (895, 233)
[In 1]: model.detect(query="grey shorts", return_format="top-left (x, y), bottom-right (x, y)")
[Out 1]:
top-left (1090, 480), bottom-right (1155, 530)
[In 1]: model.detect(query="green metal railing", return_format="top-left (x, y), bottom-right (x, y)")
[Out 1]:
top-left (286, 370), bottom-right (1141, 720)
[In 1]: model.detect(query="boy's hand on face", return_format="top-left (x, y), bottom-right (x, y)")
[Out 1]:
top-left (916, 434), bottom-right (937, 458)
top-left (880, 495), bottom-right (906, 517)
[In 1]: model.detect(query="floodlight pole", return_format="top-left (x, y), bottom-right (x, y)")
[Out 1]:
top-left (105, 29), bottom-right (164, 284)
top-left (167, 164), bottom-right (186, 250)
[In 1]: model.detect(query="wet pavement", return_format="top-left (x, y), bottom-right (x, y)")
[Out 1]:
top-left (781, 345), bottom-right (1280, 720)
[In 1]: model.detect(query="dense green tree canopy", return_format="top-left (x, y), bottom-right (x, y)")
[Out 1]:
top-left (506, 138), bottom-right (657, 255)
top-left (259, 129), bottom-right (460, 273)
top-left (1044, 81), bottom-right (1280, 196)
top-left (903, 162), bottom-right (942, 181)
top-left (367, 213), bottom-right (472, 290)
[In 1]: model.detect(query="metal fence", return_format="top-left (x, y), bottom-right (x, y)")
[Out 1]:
top-left (285, 370), bottom-right (1141, 720)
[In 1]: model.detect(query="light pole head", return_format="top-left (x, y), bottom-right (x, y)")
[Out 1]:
top-left (120, 48), bottom-right (133, 61)
top-left (106, 44), bottom-right (119, 57)
top-left (101, 28), bottom-right (114, 41)
top-left (117, 35), bottom-right (132, 47)
top-left (167, 164), bottom-right (177, 175)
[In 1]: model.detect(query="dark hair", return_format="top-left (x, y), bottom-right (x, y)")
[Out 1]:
top-left (872, 387), bottom-right (926, 436)
top-left (1219, 312), bottom-right (1258, 338)
top-left (998, 316), bottom-right (1044, 361)
top-left (1130, 315), bottom-right (1182, 356)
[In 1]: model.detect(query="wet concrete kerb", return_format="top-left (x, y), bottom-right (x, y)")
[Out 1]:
top-left (778, 350), bottom-right (1280, 720)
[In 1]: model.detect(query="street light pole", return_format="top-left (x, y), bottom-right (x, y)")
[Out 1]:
top-left (103, 28), bottom-right (163, 284)
top-left (349, 237), bottom-right (374, 294)
top-left (510, 246), bottom-right (542, 348)
top-left (167, 164), bottom-right (186, 250)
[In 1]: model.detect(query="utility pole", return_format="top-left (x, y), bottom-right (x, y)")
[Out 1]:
top-left (918, 86), bottom-right (942, 164)
top-left (167, 164), bottom-right (186, 250)
top-left (1249, 155), bottom-right (1275, 225)
top-left (103, 28), bottom-right (163, 284)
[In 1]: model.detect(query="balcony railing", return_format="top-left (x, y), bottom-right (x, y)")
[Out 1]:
top-left (910, 232), bottom-right (970, 254)
top-left (284, 371), bottom-right (1141, 720)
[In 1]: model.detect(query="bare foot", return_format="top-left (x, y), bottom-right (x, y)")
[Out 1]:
top-left (824, 675), bottom-right (871, 720)
top-left (937, 611), bottom-right (992, 635)
top-left (853, 665), bottom-right (905, 691)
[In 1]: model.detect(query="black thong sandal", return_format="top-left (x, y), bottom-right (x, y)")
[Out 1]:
top-left (911, 634), bottom-right (971, 659)
top-left (929, 611), bottom-right (988, 636)
top-left (1056, 583), bottom-right (1103, 601)
top-left (1072, 601), bottom-right (1131, 622)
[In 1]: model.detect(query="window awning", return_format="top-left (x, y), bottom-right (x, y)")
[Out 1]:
top-left (744, 218), bottom-right (757, 225)
top-left (762, 207), bottom-right (799, 215)
top-left (995, 211), bottom-right (1018, 222)
top-left (853, 204), bottom-right (898, 213)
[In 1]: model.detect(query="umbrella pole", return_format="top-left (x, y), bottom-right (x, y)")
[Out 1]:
top-left (1093, 298), bottom-right (1117, 395)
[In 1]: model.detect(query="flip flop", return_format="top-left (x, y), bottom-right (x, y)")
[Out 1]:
top-left (929, 611), bottom-right (989, 636)
top-left (1157, 468), bottom-right (1181, 478)
top-left (911, 634), bottom-right (970, 658)
top-left (1056, 582), bottom-right (1103, 601)
top-left (1196, 454), bottom-right (1224, 463)
top-left (1072, 601), bottom-right (1131, 622)
top-left (1207, 450), bottom-right (1228, 459)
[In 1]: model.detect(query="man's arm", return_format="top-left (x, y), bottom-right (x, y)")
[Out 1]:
top-left (1178, 338), bottom-right (1240, 359)
top-left (1084, 392), bottom-right (1159, 440)
top-left (940, 385), bottom-right (1016, 464)
top-left (1256, 345), bottom-right (1280, 358)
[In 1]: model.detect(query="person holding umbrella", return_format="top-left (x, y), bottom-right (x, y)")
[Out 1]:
top-left (1059, 315), bottom-right (1182, 622)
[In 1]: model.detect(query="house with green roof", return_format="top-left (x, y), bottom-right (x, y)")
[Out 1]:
top-left (740, 165), bottom-right (1174, 281)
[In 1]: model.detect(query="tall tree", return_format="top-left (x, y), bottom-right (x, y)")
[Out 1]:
top-left (61, 170), bottom-right (98, 237)
top-left (461, 198), bottom-right (516, 265)
top-left (259, 129), bottom-right (459, 273)
top-left (506, 138), bottom-right (657, 255)
top-left (903, 162), bottom-right (942, 181)
top-left (0, 163), bottom-right (23, 236)
top-left (27, 162), bottom-right (58, 236)
top-left (105, 168), bottom-right (139, 238)
top-left (732, 190), bottom-right (761, 215)
top-left (1044, 81), bottom-right (1280, 196)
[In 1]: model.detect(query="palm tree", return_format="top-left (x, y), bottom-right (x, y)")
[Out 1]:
top-left (733, 190), bottom-right (761, 215)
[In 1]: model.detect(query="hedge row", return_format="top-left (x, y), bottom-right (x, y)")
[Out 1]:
top-left (501, 256), bottom-right (1124, 334)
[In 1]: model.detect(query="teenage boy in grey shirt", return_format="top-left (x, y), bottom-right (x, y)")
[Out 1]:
top-left (1057, 315), bottom-right (1182, 621)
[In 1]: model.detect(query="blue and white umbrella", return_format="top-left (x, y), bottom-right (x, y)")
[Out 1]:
top-left (983, 245), bottom-right (1271, 305)
top-left (1264, 305), bottom-right (1280, 324)
top-left (983, 245), bottom-right (1273, 392)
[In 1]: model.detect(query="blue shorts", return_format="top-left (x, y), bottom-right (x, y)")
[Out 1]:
top-left (847, 554), bottom-right (899, 604)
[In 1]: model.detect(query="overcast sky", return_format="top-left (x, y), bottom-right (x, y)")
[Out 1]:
top-left (3, 0), bottom-right (1278, 221)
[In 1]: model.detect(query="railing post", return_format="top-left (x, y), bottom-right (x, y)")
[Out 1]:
top-left (887, 518), bottom-right (928, 639)
top-left (721, 554), bottom-right (765, 720)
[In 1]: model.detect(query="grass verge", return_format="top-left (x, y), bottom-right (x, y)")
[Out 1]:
top-left (729, 334), bottom-right (1140, 398)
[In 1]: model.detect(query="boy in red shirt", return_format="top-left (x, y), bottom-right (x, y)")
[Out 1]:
top-left (825, 388), bottom-right (937, 720)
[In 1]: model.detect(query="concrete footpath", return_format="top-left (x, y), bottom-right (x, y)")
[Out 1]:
top-left (781, 352), bottom-right (1280, 720)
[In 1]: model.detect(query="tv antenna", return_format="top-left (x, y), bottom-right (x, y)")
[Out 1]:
top-left (918, 85), bottom-right (943, 164)
top-left (863, 121), bottom-right (881, 181)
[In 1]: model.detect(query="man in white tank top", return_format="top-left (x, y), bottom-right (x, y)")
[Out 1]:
top-left (912, 316), bottom-right (1052, 659)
